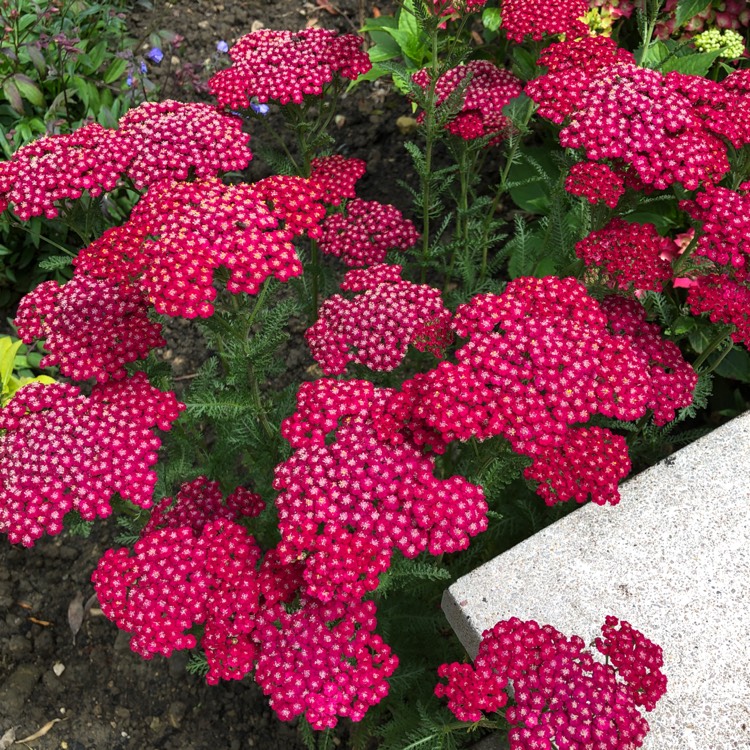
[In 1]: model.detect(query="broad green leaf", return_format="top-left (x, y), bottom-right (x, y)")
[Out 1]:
top-left (674, 0), bottom-right (712, 27)
top-left (0, 336), bottom-right (24, 390)
top-left (103, 58), bottom-right (128, 85)
top-left (660, 50), bottom-right (721, 76)
top-left (715, 348), bottom-right (750, 383)
top-left (639, 40), bottom-right (671, 69)
top-left (25, 45), bottom-right (47, 76)
top-left (2, 79), bottom-right (23, 114)
top-left (481, 7), bottom-right (501, 32)
top-left (12, 74), bottom-right (44, 107)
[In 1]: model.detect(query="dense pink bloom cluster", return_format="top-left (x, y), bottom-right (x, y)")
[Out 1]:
top-left (0, 123), bottom-right (134, 220)
top-left (14, 276), bottom-right (164, 382)
top-left (602, 296), bottom-right (698, 425)
top-left (310, 155), bottom-right (366, 206)
top-left (378, 277), bottom-right (694, 504)
top-left (318, 198), bottom-right (420, 267)
top-left (560, 63), bottom-right (734, 190)
top-left (118, 100), bottom-right (252, 189)
top-left (274, 379), bottom-right (488, 594)
top-left (412, 61), bottom-right (523, 144)
top-left (681, 185), bottom-right (750, 272)
top-left (499, 0), bottom-right (588, 41)
top-left (687, 274), bottom-right (750, 349)
top-left (74, 175), bottom-right (325, 318)
top-left (0, 373), bottom-right (183, 546)
top-left (306, 264), bottom-right (452, 374)
top-left (565, 161), bottom-right (625, 209)
top-left (436, 616), bottom-right (664, 749)
top-left (524, 426), bottom-right (631, 506)
top-left (596, 616), bottom-right (668, 712)
top-left (526, 37), bottom-right (635, 124)
top-left (208, 28), bottom-right (371, 108)
top-left (142, 476), bottom-right (264, 537)
top-left (575, 218), bottom-right (676, 292)
top-left (254, 599), bottom-right (398, 729)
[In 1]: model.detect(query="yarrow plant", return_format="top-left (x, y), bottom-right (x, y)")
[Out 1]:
top-left (5, 1), bottom-right (750, 747)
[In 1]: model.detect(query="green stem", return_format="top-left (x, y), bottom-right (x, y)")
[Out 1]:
top-left (693, 327), bottom-right (734, 371)
top-left (249, 364), bottom-right (276, 441)
top-left (10, 221), bottom-right (76, 257)
top-left (258, 114), bottom-right (301, 174)
top-left (419, 30), bottom-right (441, 284)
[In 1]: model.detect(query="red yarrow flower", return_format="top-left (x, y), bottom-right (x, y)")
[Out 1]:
top-left (254, 599), bottom-right (398, 730)
top-left (437, 616), bottom-right (664, 749)
top-left (310, 154), bottom-right (366, 206)
top-left (0, 373), bottom-right (184, 546)
top-left (306, 264), bottom-right (452, 374)
top-left (208, 28), bottom-right (371, 108)
top-left (686, 274), bottom-right (750, 349)
top-left (596, 616), bottom-right (668, 712)
top-left (0, 123), bottom-right (134, 220)
top-left (412, 61), bottom-right (523, 144)
top-left (574, 218), bottom-right (676, 292)
top-left (74, 175), bottom-right (325, 318)
top-left (318, 198), bottom-right (419, 267)
top-left (14, 276), bottom-right (164, 382)
top-left (500, 0), bottom-right (589, 42)
top-left (117, 100), bottom-right (252, 189)
top-left (565, 161), bottom-right (626, 209)
top-left (526, 36), bottom-right (635, 124)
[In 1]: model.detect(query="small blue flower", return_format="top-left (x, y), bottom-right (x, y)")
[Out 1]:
top-left (146, 47), bottom-right (163, 64)
top-left (250, 101), bottom-right (270, 116)
top-left (216, 40), bottom-right (229, 54)
top-left (139, 60), bottom-right (148, 74)
top-left (126, 74), bottom-right (133, 87)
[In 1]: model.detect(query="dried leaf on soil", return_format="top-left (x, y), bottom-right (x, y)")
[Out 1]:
top-left (0, 727), bottom-right (16, 750)
top-left (67, 592), bottom-right (84, 643)
top-left (15, 719), bottom-right (61, 744)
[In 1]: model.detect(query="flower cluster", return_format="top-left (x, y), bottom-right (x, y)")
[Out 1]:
top-left (526, 36), bottom-right (635, 124)
top-left (656, 0), bottom-right (749, 40)
top-left (306, 264), bottom-right (452, 374)
top-left (310, 154), bottom-right (366, 206)
top-left (560, 63), bottom-right (733, 190)
top-left (603, 296), bottom-right (698, 425)
top-left (208, 28), bottom-right (371, 108)
top-left (693, 27), bottom-right (746, 58)
top-left (378, 277), bottom-right (694, 505)
top-left (274, 379), bottom-right (488, 595)
top-left (0, 373), bottom-right (183, 546)
top-left (412, 61), bottom-right (523, 144)
top-left (499, 0), bottom-right (589, 42)
top-left (117, 100), bottom-right (252, 189)
top-left (681, 185), bottom-right (750, 272)
top-left (596, 615), bottom-right (668, 712)
top-left (318, 198), bottom-right (420, 267)
top-left (0, 123), bottom-right (134, 220)
top-left (565, 161), bottom-right (625, 209)
top-left (14, 276), bottom-right (164, 382)
top-left (687, 274), bottom-right (750, 349)
top-left (254, 599), bottom-right (398, 729)
top-left (74, 175), bottom-right (325, 318)
top-left (575, 218), bottom-right (676, 292)
top-left (436, 616), bottom-right (666, 749)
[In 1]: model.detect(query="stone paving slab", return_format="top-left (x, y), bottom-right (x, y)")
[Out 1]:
top-left (443, 412), bottom-right (750, 749)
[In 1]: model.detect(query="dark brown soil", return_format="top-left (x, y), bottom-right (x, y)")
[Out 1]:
top-left (0, 1), bottom-right (408, 749)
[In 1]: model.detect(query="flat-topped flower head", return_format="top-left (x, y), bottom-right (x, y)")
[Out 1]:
top-left (565, 161), bottom-right (625, 208)
top-left (500, 0), bottom-right (589, 42)
top-left (0, 373), bottom-right (183, 546)
top-left (208, 28), bottom-right (371, 108)
top-left (686, 274), bottom-right (750, 350)
top-left (310, 154), bottom-right (366, 206)
top-left (254, 599), bottom-right (398, 729)
top-left (575, 218), bottom-right (676, 292)
top-left (560, 63), bottom-right (731, 190)
top-left (14, 276), bottom-right (164, 383)
top-left (118, 100), bottom-right (252, 189)
top-left (526, 36), bottom-right (635, 124)
top-left (412, 61), bottom-right (523, 144)
top-left (437, 615), bottom-right (664, 749)
top-left (74, 175), bottom-right (325, 318)
top-left (306, 265), bottom-right (452, 374)
top-left (318, 198), bottom-right (419, 267)
top-left (0, 123), bottom-right (134, 220)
